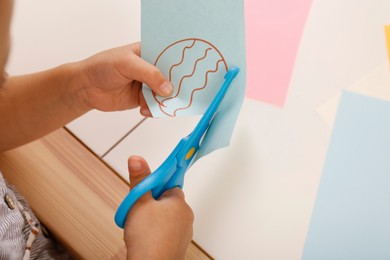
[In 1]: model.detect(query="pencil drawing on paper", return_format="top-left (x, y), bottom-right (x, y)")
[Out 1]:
top-left (153, 38), bottom-right (228, 117)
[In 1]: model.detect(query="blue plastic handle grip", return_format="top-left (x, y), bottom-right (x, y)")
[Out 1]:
top-left (114, 140), bottom-right (184, 228)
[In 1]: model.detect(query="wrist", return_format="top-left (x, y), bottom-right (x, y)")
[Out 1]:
top-left (59, 61), bottom-right (92, 113)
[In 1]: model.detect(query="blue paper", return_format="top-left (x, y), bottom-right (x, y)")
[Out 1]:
top-left (141, 0), bottom-right (246, 159)
top-left (302, 91), bottom-right (390, 259)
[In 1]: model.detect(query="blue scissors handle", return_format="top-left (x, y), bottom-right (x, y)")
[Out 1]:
top-left (115, 140), bottom-right (183, 228)
top-left (115, 67), bottom-right (240, 229)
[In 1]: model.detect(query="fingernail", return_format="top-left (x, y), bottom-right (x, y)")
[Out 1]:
top-left (160, 82), bottom-right (173, 96)
top-left (129, 159), bottom-right (142, 171)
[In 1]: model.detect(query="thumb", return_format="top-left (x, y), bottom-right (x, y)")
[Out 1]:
top-left (126, 43), bottom-right (174, 97)
top-left (127, 155), bottom-right (153, 201)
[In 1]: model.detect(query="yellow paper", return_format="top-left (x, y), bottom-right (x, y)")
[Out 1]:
top-left (385, 25), bottom-right (390, 62)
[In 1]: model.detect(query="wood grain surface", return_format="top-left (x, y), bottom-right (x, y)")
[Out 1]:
top-left (0, 128), bottom-right (212, 259)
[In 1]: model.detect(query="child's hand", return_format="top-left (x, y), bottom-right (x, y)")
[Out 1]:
top-left (124, 156), bottom-right (194, 260)
top-left (77, 43), bottom-right (172, 116)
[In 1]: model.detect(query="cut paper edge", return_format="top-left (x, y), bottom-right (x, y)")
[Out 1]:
top-left (316, 62), bottom-right (390, 129)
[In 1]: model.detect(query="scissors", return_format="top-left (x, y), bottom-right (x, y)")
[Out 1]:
top-left (115, 67), bottom-right (240, 228)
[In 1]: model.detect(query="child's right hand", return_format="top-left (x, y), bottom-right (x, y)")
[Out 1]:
top-left (123, 155), bottom-right (194, 260)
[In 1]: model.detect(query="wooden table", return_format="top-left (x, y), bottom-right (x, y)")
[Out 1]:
top-left (0, 128), bottom-right (212, 259)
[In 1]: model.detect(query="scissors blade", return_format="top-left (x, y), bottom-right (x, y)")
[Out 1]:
top-left (176, 67), bottom-right (240, 161)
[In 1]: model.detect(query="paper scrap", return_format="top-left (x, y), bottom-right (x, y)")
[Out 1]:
top-left (245, 0), bottom-right (312, 106)
top-left (316, 63), bottom-right (390, 128)
top-left (141, 0), bottom-right (246, 159)
top-left (303, 91), bottom-right (390, 259)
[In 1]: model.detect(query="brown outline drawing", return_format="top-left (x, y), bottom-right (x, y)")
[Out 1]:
top-left (152, 38), bottom-right (228, 117)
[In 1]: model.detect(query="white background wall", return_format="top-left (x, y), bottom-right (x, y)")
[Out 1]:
top-left (8, 0), bottom-right (141, 74)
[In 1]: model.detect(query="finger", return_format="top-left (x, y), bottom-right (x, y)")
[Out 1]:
top-left (138, 87), bottom-right (153, 117)
top-left (140, 105), bottom-right (152, 117)
top-left (160, 187), bottom-right (185, 200)
top-left (125, 81), bottom-right (143, 110)
top-left (128, 155), bottom-right (151, 186)
top-left (127, 155), bottom-right (154, 201)
top-left (125, 49), bottom-right (174, 97)
top-left (132, 80), bottom-right (143, 94)
top-left (130, 42), bottom-right (141, 56)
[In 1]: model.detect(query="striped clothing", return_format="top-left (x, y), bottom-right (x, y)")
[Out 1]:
top-left (0, 173), bottom-right (73, 259)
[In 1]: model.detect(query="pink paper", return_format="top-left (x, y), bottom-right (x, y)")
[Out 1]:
top-left (245, 0), bottom-right (313, 106)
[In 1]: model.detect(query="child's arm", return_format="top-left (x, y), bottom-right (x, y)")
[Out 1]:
top-left (0, 43), bottom-right (173, 152)
top-left (0, 0), bottom-right (13, 83)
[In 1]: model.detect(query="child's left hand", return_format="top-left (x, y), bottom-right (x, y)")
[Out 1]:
top-left (77, 42), bottom-right (172, 116)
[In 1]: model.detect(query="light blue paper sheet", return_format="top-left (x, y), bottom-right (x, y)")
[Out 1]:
top-left (302, 91), bottom-right (390, 259)
top-left (141, 0), bottom-right (246, 159)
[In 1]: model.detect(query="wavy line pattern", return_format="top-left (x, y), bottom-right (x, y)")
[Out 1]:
top-left (161, 47), bottom-right (213, 107)
top-left (168, 40), bottom-right (196, 82)
top-left (152, 38), bottom-right (228, 117)
top-left (172, 59), bottom-right (224, 116)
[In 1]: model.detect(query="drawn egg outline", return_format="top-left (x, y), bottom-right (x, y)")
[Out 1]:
top-left (152, 38), bottom-right (228, 117)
